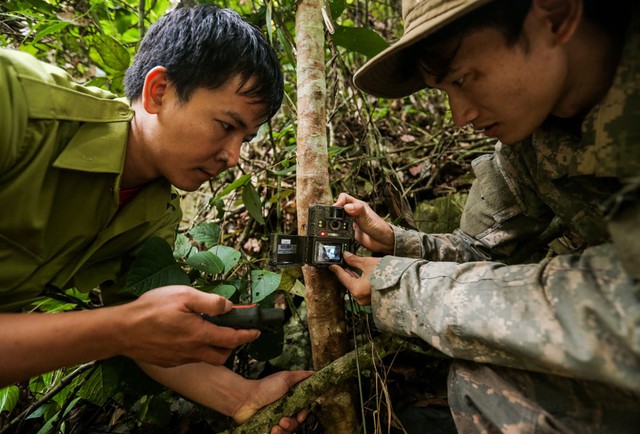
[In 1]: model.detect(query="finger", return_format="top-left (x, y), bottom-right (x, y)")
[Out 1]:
top-left (280, 370), bottom-right (314, 387)
top-left (186, 289), bottom-right (232, 316)
top-left (296, 407), bottom-right (310, 423)
top-left (333, 192), bottom-right (350, 206)
top-left (277, 417), bottom-right (295, 433)
top-left (204, 325), bottom-right (260, 349)
top-left (329, 263), bottom-right (357, 288)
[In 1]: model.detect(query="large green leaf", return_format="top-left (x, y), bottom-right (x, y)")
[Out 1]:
top-left (188, 222), bottom-right (221, 248)
top-left (331, 25), bottom-right (389, 59)
top-left (251, 269), bottom-right (281, 303)
top-left (0, 385), bottom-right (19, 414)
top-left (123, 237), bottom-right (190, 297)
top-left (184, 252), bottom-right (225, 275)
top-left (205, 284), bottom-right (237, 299)
top-left (93, 33), bottom-right (130, 72)
top-left (208, 245), bottom-right (241, 273)
top-left (173, 233), bottom-right (196, 259)
top-left (242, 182), bottom-right (265, 224)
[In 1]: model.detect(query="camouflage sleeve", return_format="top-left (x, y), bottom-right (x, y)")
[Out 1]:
top-left (369, 245), bottom-right (640, 394)
top-left (392, 150), bottom-right (554, 263)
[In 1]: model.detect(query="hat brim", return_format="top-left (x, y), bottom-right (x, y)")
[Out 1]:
top-left (353, 0), bottom-right (494, 99)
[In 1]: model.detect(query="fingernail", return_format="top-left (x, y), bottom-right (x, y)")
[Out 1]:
top-left (224, 299), bottom-right (233, 312)
top-left (344, 204), bottom-right (354, 212)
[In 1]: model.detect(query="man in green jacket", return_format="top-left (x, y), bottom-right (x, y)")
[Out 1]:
top-left (331, 0), bottom-right (640, 432)
top-left (0, 6), bottom-right (309, 432)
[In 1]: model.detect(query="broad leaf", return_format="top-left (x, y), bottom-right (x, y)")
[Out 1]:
top-left (242, 182), bottom-right (265, 224)
top-left (0, 386), bottom-right (19, 414)
top-left (251, 269), bottom-right (281, 303)
top-left (206, 284), bottom-right (237, 299)
top-left (331, 25), bottom-right (389, 59)
top-left (93, 33), bottom-right (130, 72)
top-left (123, 237), bottom-right (190, 297)
top-left (173, 233), bottom-right (195, 259)
top-left (208, 245), bottom-right (241, 273)
top-left (184, 252), bottom-right (225, 275)
top-left (188, 222), bottom-right (221, 248)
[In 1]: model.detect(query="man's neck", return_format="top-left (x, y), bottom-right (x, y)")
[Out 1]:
top-left (121, 104), bottom-right (154, 189)
top-left (552, 20), bottom-right (625, 120)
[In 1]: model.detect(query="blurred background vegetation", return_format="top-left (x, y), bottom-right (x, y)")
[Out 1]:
top-left (0, 0), bottom-right (495, 432)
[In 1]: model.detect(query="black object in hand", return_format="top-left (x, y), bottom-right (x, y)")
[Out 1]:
top-left (202, 304), bottom-right (285, 333)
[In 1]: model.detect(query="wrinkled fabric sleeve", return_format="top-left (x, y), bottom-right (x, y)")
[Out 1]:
top-left (0, 52), bottom-right (28, 176)
top-left (392, 151), bottom-right (554, 263)
top-left (370, 245), bottom-right (640, 394)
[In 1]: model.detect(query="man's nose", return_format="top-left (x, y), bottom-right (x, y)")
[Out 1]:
top-left (447, 92), bottom-right (480, 128)
top-left (223, 140), bottom-right (242, 168)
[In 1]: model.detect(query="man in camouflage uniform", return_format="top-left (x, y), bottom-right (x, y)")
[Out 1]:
top-left (330, 0), bottom-right (640, 432)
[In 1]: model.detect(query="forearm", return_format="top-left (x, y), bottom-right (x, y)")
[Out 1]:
top-left (0, 308), bottom-right (125, 386)
top-left (392, 225), bottom-right (492, 262)
top-left (138, 362), bottom-right (250, 417)
top-left (370, 243), bottom-right (640, 393)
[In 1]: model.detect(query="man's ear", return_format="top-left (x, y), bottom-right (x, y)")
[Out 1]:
top-left (141, 66), bottom-right (169, 114)
top-left (530, 0), bottom-right (582, 46)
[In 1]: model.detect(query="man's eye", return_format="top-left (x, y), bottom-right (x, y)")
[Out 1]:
top-left (220, 121), bottom-right (232, 131)
top-left (453, 75), bottom-right (466, 87)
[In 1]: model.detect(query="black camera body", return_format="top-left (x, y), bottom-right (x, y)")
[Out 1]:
top-left (270, 205), bottom-right (354, 267)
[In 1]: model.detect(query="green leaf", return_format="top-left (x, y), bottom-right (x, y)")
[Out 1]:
top-left (251, 269), bottom-right (281, 303)
top-left (331, 25), bottom-right (390, 58)
top-left (123, 237), bottom-right (190, 297)
top-left (242, 182), bottom-right (265, 224)
top-left (208, 245), bottom-right (241, 273)
top-left (329, 0), bottom-right (346, 19)
top-left (0, 385), bottom-right (19, 414)
top-left (93, 33), bottom-right (130, 72)
top-left (173, 233), bottom-right (195, 259)
top-left (207, 284), bottom-right (237, 299)
top-left (188, 222), bottom-right (221, 248)
top-left (32, 21), bottom-right (69, 44)
top-left (184, 252), bottom-right (225, 275)
top-left (213, 173), bottom-right (251, 202)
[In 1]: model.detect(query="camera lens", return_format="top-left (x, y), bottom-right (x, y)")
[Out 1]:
top-left (329, 220), bottom-right (341, 231)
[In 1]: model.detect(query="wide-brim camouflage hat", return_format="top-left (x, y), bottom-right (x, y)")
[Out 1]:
top-left (354, 0), bottom-right (495, 99)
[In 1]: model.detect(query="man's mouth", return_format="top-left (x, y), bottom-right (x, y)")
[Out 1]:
top-left (475, 123), bottom-right (499, 137)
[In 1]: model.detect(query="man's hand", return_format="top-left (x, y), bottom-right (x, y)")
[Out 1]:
top-left (330, 252), bottom-right (380, 305)
top-left (232, 370), bottom-right (314, 433)
top-left (0, 285), bottom-right (261, 386)
top-left (334, 193), bottom-right (395, 254)
top-left (117, 285), bottom-right (261, 367)
top-left (140, 362), bottom-right (313, 434)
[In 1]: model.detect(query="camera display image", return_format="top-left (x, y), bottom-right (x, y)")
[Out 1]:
top-left (269, 204), bottom-right (355, 268)
top-left (314, 241), bottom-right (343, 264)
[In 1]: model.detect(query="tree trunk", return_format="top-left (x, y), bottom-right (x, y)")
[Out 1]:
top-left (294, 0), bottom-right (358, 431)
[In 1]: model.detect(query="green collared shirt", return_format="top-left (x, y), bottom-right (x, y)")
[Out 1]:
top-left (0, 49), bottom-right (182, 311)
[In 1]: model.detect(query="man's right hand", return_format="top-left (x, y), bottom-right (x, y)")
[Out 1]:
top-left (334, 193), bottom-right (395, 254)
top-left (116, 285), bottom-right (261, 367)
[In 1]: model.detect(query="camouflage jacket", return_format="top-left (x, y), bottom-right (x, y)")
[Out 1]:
top-left (370, 14), bottom-right (640, 393)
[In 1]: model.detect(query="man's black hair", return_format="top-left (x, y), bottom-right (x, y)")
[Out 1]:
top-left (410, 0), bottom-right (632, 84)
top-left (124, 5), bottom-right (283, 120)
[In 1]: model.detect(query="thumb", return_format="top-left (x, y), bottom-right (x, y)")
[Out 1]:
top-left (342, 251), bottom-right (364, 268)
top-left (185, 289), bottom-right (232, 316)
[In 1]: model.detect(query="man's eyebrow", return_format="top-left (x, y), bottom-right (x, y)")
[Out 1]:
top-left (222, 110), bottom-right (248, 129)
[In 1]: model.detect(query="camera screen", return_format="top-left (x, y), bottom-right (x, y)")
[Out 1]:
top-left (315, 241), bottom-right (343, 264)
